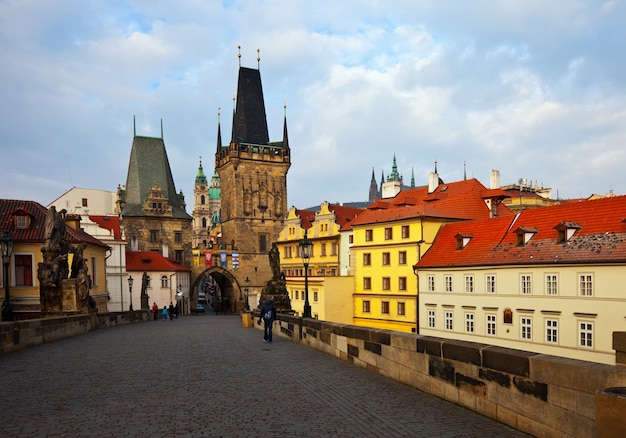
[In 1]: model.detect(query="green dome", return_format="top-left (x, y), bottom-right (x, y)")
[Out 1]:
top-left (195, 161), bottom-right (207, 185)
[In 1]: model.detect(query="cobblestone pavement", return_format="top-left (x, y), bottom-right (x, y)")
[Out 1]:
top-left (0, 315), bottom-right (531, 437)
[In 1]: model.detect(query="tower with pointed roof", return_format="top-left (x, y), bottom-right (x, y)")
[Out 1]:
top-left (368, 168), bottom-right (379, 203)
top-left (214, 59), bottom-right (290, 300)
top-left (119, 123), bottom-right (193, 268)
top-left (192, 156), bottom-right (221, 248)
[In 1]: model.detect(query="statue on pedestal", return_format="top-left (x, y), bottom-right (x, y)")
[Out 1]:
top-left (258, 242), bottom-right (291, 313)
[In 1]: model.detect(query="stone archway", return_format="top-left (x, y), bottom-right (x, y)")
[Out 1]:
top-left (191, 267), bottom-right (242, 314)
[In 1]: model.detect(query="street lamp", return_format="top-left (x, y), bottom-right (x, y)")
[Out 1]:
top-left (127, 275), bottom-right (134, 312)
top-left (176, 285), bottom-right (182, 316)
top-left (300, 231), bottom-right (312, 318)
top-left (1, 229), bottom-right (14, 321)
top-left (244, 276), bottom-right (250, 311)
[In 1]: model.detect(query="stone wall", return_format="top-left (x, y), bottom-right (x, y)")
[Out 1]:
top-left (0, 311), bottom-right (150, 355)
top-left (258, 313), bottom-right (626, 437)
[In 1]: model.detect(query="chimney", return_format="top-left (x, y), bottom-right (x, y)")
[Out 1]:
top-left (428, 171), bottom-right (439, 193)
top-left (490, 169), bottom-right (500, 189)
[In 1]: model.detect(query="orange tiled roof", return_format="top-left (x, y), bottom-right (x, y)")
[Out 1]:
top-left (126, 251), bottom-right (191, 272)
top-left (89, 215), bottom-right (123, 240)
top-left (416, 195), bottom-right (626, 268)
top-left (351, 179), bottom-right (513, 226)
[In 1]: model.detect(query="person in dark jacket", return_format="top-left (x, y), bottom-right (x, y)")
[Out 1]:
top-left (259, 299), bottom-right (276, 343)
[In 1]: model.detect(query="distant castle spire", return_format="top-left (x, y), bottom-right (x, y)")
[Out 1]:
top-left (368, 167), bottom-right (379, 203)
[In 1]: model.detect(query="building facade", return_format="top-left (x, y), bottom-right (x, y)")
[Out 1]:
top-left (415, 195), bottom-right (626, 365)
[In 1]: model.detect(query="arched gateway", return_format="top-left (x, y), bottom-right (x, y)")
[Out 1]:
top-left (191, 267), bottom-right (244, 314)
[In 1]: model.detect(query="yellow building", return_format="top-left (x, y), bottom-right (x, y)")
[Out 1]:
top-left (0, 200), bottom-right (110, 317)
top-left (277, 202), bottom-right (363, 322)
top-left (416, 195), bottom-right (626, 365)
top-left (350, 174), bottom-right (512, 333)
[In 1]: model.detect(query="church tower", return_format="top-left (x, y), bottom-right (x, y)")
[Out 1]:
top-left (215, 59), bottom-right (290, 294)
top-left (192, 157), bottom-right (211, 248)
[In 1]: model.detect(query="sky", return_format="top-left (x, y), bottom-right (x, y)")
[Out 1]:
top-left (1, 1), bottom-right (625, 211)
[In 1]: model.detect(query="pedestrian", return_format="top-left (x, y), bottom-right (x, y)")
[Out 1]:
top-left (162, 306), bottom-right (168, 321)
top-left (174, 302), bottom-right (179, 319)
top-left (169, 302), bottom-right (174, 321)
top-left (258, 298), bottom-right (276, 343)
top-left (151, 302), bottom-right (159, 321)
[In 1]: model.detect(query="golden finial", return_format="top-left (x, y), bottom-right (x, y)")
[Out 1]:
top-left (238, 45), bottom-right (241, 66)
top-left (257, 48), bottom-right (260, 69)
top-left (217, 107), bottom-right (221, 123)
top-left (284, 99), bottom-right (287, 117)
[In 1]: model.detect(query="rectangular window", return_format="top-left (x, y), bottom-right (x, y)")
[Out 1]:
top-left (175, 232), bottom-right (182, 242)
top-left (382, 252), bottom-right (390, 265)
top-left (579, 321), bottom-right (594, 348)
top-left (149, 230), bottom-right (158, 242)
top-left (579, 274), bottom-right (593, 296)
top-left (401, 225), bottom-right (410, 238)
top-left (486, 274), bottom-right (496, 294)
top-left (382, 277), bottom-right (391, 290)
top-left (175, 250), bottom-right (183, 262)
top-left (397, 302), bottom-right (405, 316)
top-left (321, 243), bottom-right (327, 256)
top-left (445, 311), bottom-right (453, 331)
top-left (349, 235), bottom-right (353, 244)
top-left (313, 292), bottom-right (318, 302)
top-left (82, 198), bottom-right (88, 207)
top-left (384, 227), bottom-right (393, 240)
top-left (362, 300), bottom-right (370, 313)
top-left (426, 276), bottom-right (434, 292)
top-left (381, 301), bottom-right (390, 314)
top-left (465, 313), bottom-right (474, 333)
top-left (398, 277), bottom-right (407, 291)
top-left (363, 277), bottom-right (371, 290)
top-left (398, 251), bottom-right (407, 265)
top-left (521, 317), bottom-right (532, 340)
top-left (545, 274), bottom-right (558, 296)
top-left (363, 253), bottom-right (371, 266)
top-left (16, 216), bottom-right (27, 229)
top-left (445, 275), bottom-right (453, 292)
top-left (427, 309), bottom-right (436, 328)
top-left (521, 274), bottom-right (532, 295)
top-left (14, 254), bottom-right (33, 286)
top-left (259, 235), bottom-right (267, 252)
top-left (161, 276), bottom-right (168, 288)
top-left (365, 229), bottom-right (373, 242)
top-left (464, 275), bottom-right (474, 293)
top-left (486, 314), bottom-right (496, 336)
top-left (546, 319), bottom-right (558, 344)
top-left (331, 243), bottom-right (338, 256)
top-left (90, 256), bottom-right (97, 286)
top-left (296, 291), bottom-right (299, 300)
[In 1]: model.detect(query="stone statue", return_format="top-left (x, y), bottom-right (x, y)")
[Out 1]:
top-left (268, 242), bottom-right (281, 280)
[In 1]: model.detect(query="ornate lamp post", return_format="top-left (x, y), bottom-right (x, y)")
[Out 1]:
top-left (244, 276), bottom-right (250, 311)
top-left (128, 275), bottom-right (134, 312)
top-left (299, 231), bottom-right (312, 318)
top-left (1, 229), bottom-right (14, 321)
top-left (176, 285), bottom-right (182, 316)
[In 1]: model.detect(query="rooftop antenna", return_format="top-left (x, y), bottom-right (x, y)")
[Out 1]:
top-left (464, 161), bottom-right (467, 180)
top-left (238, 45), bottom-right (241, 67)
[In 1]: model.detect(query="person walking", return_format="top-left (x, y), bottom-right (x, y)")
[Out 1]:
top-left (168, 302), bottom-right (175, 321)
top-left (162, 306), bottom-right (168, 321)
top-left (151, 302), bottom-right (159, 321)
top-left (174, 302), bottom-right (179, 319)
top-left (258, 298), bottom-right (276, 343)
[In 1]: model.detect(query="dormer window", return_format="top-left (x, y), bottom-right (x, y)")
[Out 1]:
top-left (15, 215), bottom-right (30, 229)
top-left (554, 221), bottom-right (582, 243)
top-left (455, 233), bottom-right (473, 250)
top-left (514, 226), bottom-right (538, 246)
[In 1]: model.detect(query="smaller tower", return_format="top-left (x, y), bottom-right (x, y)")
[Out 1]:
top-left (368, 167), bottom-right (379, 203)
top-left (192, 157), bottom-right (211, 248)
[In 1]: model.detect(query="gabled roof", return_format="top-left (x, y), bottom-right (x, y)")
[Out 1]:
top-left (416, 195), bottom-right (626, 268)
top-left (126, 251), bottom-right (191, 272)
top-left (0, 199), bottom-right (109, 249)
top-left (328, 204), bottom-right (365, 232)
top-left (89, 215), bottom-right (122, 240)
top-left (351, 178), bottom-right (513, 226)
top-left (122, 135), bottom-right (191, 219)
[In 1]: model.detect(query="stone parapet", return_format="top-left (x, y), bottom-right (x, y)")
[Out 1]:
top-left (262, 316), bottom-right (626, 437)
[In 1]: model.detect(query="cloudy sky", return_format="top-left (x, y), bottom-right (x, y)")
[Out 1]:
top-left (1, 1), bottom-right (625, 211)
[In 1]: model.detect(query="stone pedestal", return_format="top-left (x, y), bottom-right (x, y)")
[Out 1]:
top-left (595, 387), bottom-right (626, 437)
top-left (61, 279), bottom-right (77, 312)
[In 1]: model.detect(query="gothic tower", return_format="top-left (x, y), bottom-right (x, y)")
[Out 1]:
top-left (192, 157), bottom-right (211, 248)
top-left (215, 63), bottom-right (290, 294)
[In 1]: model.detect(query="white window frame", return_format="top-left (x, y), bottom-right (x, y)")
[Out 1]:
top-left (445, 311), bottom-right (453, 331)
top-left (579, 321), bottom-right (594, 348)
top-left (520, 274), bottom-right (532, 295)
top-left (486, 313), bottom-right (496, 336)
top-left (520, 317), bottom-right (532, 341)
top-left (427, 275), bottom-right (435, 292)
top-left (545, 319), bottom-right (558, 344)
top-left (465, 312), bottom-right (474, 333)
top-left (444, 275), bottom-right (453, 292)
top-left (579, 273), bottom-right (593, 297)
top-left (545, 274), bottom-right (558, 296)
top-left (464, 275), bottom-right (474, 293)
top-left (486, 274), bottom-right (496, 294)
top-left (427, 309), bottom-right (436, 328)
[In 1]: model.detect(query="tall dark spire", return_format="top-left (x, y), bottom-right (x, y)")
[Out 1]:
top-left (368, 167), bottom-right (379, 203)
top-left (231, 67), bottom-right (270, 145)
top-left (282, 103), bottom-right (289, 150)
top-left (216, 108), bottom-right (222, 154)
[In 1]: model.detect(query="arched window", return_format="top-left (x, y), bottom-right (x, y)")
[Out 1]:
top-left (202, 217), bottom-right (207, 228)
top-left (201, 195), bottom-right (206, 205)
top-left (161, 276), bottom-right (168, 288)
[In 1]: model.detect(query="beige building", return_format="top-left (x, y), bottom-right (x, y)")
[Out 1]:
top-left (415, 194), bottom-right (626, 365)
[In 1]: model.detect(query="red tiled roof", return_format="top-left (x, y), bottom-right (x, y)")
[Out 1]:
top-left (416, 195), bottom-right (626, 268)
top-left (351, 179), bottom-right (513, 226)
top-left (0, 199), bottom-right (109, 249)
top-left (329, 204), bottom-right (364, 231)
top-left (89, 215), bottom-right (123, 240)
top-left (126, 251), bottom-right (191, 272)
